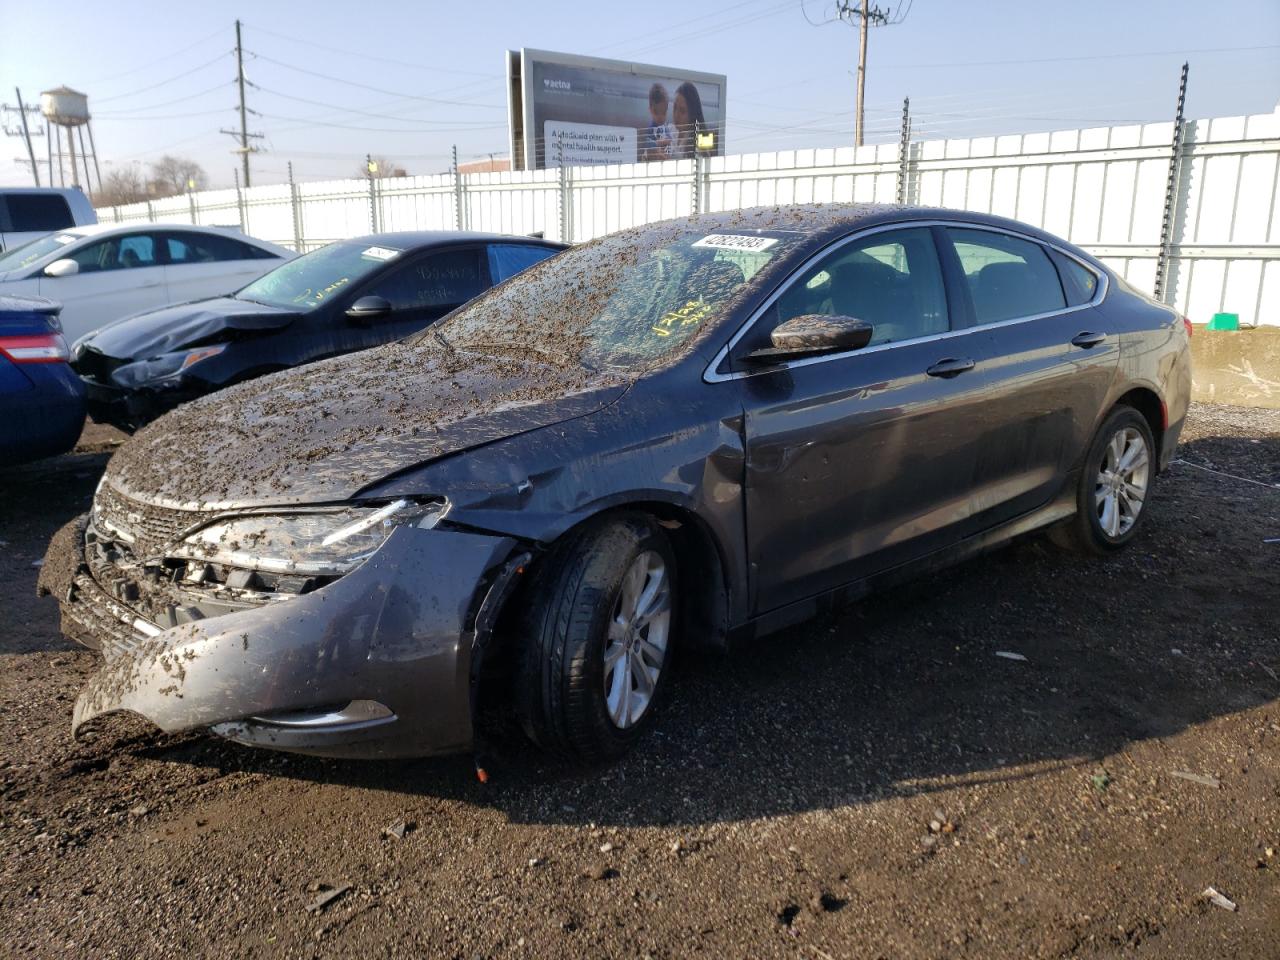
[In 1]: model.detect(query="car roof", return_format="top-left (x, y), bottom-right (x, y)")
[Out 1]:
top-left (52, 222), bottom-right (263, 240)
top-left (633, 203), bottom-right (1100, 266)
top-left (336, 231), bottom-right (569, 250)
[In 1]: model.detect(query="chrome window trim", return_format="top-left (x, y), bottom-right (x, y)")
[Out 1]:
top-left (702, 218), bottom-right (1108, 384)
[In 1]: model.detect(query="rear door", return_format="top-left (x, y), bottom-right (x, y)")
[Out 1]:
top-left (37, 231), bottom-right (169, 342)
top-left (323, 246), bottom-right (488, 357)
top-left (733, 226), bottom-right (995, 614)
top-left (941, 226), bottom-right (1117, 528)
top-left (161, 231), bottom-right (282, 303)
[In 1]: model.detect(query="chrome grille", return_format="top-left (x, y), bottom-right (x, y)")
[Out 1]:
top-left (94, 484), bottom-right (201, 559)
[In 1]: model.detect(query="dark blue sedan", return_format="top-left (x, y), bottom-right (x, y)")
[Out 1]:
top-left (0, 295), bottom-right (84, 465)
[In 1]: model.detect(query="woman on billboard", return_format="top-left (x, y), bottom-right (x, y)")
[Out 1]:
top-left (672, 82), bottom-right (706, 160)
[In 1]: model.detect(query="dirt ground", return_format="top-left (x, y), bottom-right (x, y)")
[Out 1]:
top-left (0, 406), bottom-right (1276, 959)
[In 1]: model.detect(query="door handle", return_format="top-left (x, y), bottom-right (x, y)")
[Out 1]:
top-left (925, 357), bottom-right (976, 378)
top-left (1070, 331), bottom-right (1107, 348)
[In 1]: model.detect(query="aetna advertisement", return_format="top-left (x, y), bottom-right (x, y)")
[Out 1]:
top-left (509, 49), bottom-right (727, 170)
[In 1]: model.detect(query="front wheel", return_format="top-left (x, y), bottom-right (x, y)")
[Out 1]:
top-left (517, 514), bottom-right (676, 764)
top-left (1050, 405), bottom-right (1156, 555)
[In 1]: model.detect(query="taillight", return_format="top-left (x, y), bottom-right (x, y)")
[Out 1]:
top-left (1182, 316), bottom-right (1193, 338)
top-left (0, 334), bottom-right (69, 364)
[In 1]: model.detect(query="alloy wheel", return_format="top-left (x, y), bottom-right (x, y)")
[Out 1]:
top-left (603, 550), bottom-right (671, 729)
top-left (1095, 426), bottom-right (1150, 539)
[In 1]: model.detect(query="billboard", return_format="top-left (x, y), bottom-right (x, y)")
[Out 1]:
top-left (507, 49), bottom-right (726, 171)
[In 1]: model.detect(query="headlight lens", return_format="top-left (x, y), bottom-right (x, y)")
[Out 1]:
top-left (112, 345), bottom-right (227, 387)
top-left (173, 498), bottom-right (447, 576)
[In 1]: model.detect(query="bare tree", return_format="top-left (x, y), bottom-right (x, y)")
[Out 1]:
top-left (147, 155), bottom-right (209, 197)
top-left (94, 166), bottom-right (149, 207)
top-left (359, 156), bottom-right (409, 179)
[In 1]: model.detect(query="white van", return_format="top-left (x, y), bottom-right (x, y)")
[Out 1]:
top-left (0, 187), bottom-right (97, 252)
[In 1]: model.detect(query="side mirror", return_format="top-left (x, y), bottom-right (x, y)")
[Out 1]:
top-left (345, 295), bottom-right (392, 322)
top-left (44, 258), bottom-right (80, 278)
top-left (745, 314), bottom-right (873, 363)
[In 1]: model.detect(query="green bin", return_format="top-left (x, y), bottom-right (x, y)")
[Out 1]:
top-left (1206, 312), bottom-right (1239, 331)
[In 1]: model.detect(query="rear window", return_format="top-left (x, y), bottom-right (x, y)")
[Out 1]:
top-left (166, 232), bottom-right (276, 264)
top-left (4, 194), bottom-right (74, 233)
top-left (1050, 250), bottom-right (1100, 306)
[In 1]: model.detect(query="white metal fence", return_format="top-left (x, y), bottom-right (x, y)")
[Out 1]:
top-left (97, 108), bottom-right (1280, 327)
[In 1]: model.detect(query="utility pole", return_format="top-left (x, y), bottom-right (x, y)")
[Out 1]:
top-left (235, 20), bottom-right (250, 187)
top-left (221, 20), bottom-right (263, 187)
top-left (834, 0), bottom-right (901, 147)
top-left (13, 89), bottom-right (40, 187)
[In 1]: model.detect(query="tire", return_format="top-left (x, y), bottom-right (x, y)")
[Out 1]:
top-left (517, 514), bottom-right (677, 764)
top-left (1050, 405), bottom-right (1156, 555)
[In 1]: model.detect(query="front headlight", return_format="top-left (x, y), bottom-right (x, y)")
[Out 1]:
top-left (112, 345), bottom-right (227, 387)
top-left (172, 498), bottom-right (448, 576)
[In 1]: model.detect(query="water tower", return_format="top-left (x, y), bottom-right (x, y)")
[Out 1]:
top-left (39, 86), bottom-right (101, 194)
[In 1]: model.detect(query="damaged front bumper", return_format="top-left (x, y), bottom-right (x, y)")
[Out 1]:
top-left (41, 512), bottom-right (519, 759)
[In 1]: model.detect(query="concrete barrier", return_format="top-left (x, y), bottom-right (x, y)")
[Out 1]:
top-left (1190, 327), bottom-right (1280, 409)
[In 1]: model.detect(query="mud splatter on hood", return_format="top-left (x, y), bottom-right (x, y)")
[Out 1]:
top-left (105, 338), bottom-right (628, 509)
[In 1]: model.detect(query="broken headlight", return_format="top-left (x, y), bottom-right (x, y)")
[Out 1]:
top-left (172, 499), bottom-right (448, 577)
top-left (112, 345), bottom-right (227, 387)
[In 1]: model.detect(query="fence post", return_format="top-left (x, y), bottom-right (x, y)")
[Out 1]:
top-left (188, 189), bottom-right (197, 225)
top-left (555, 137), bottom-right (572, 243)
top-left (145, 199), bottom-right (154, 222)
top-left (452, 144), bottom-right (465, 231)
top-left (287, 162), bottom-right (302, 250)
top-left (896, 97), bottom-right (912, 205)
top-left (692, 153), bottom-right (701, 215)
top-left (1153, 62), bottom-right (1189, 303)
top-left (234, 168), bottom-right (246, 231)
top-left (366, 153), bottom-right (378, 233)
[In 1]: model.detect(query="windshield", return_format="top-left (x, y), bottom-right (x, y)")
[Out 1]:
top-left (236, 240), bottom-right (402, 311)
top-left (431, 224), bottom-right (800, 370)
top-left (0, 232), bottom-right (82, 273)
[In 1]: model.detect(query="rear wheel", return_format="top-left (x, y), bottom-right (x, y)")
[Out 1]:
top-left (1050, 405), bottom-right (1155, 555)
top-left (517, 514), bottom-right (676, 763)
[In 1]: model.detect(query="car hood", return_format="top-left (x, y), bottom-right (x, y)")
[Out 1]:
top-left (103, 339), bottom-right (629, 509)
top-left (82, 297), bottom-right (301, 359)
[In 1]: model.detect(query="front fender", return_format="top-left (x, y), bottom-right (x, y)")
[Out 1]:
top-left (71, 525), bottom-right (517, 758)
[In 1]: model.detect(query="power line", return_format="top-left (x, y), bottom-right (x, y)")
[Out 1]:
top-left (84, 26), bottom-right (229, 86)
top-left (246, 52), bottom-right (506, 109)
top-left (876, 43), bottom-right (1280, 69)
top-left (94, 81), bottom-right (235, 116)
top-left (248, 84), bottom-right (504, 127)
top-left (93, 51), bottom-right (233, 104)
top-left (240, 22), bottom-right (493, 79)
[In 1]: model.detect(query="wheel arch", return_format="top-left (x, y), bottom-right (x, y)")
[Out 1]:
top-left (1111, 385), bottom-right (1167, 469)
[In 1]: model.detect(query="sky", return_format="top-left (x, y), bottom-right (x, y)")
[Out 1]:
top-left (1, 0), bottom-right (1278, 190)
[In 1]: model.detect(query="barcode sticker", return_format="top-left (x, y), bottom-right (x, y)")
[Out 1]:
top-left (692, 234), bottom-right (778, 252)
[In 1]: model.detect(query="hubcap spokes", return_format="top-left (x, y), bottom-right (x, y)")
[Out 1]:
top-left (604, 551), bottom-right (670, 729)
top-left (1095, 427), bottom-right (1149, 539)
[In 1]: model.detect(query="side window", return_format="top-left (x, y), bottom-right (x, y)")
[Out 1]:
top-left (1049, 250), bottom-right (1100, 306)
top-left (5, 194), bottom-right (73, 232)
top-left (769, 227), bottom-right (948, 348)
top-left (166, 232), bottom-right (266, 264)
top-left (364, 249), bottom-right (483, 311)
top-left (486, 244), bottom-right (558, 284)
top-left (69, 234), bottom-right (159, 273)
top-left (948, 228), bottom-right (1066, 324)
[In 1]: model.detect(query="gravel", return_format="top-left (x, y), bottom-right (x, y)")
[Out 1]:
top-left (0, 407), bottom-right (1276, 958)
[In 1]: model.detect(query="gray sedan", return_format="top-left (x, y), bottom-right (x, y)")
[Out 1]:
top-left (41, 203), bottom-right (1191, 765)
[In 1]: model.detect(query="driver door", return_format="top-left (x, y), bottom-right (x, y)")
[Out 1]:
top-left (735, 226), bottom-right (995, 614)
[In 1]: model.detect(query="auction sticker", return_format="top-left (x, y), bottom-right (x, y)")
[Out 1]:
top-left (361, 246), bottom-right (400, 261)
top-left (692, 234), bottom-right (778, 252)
